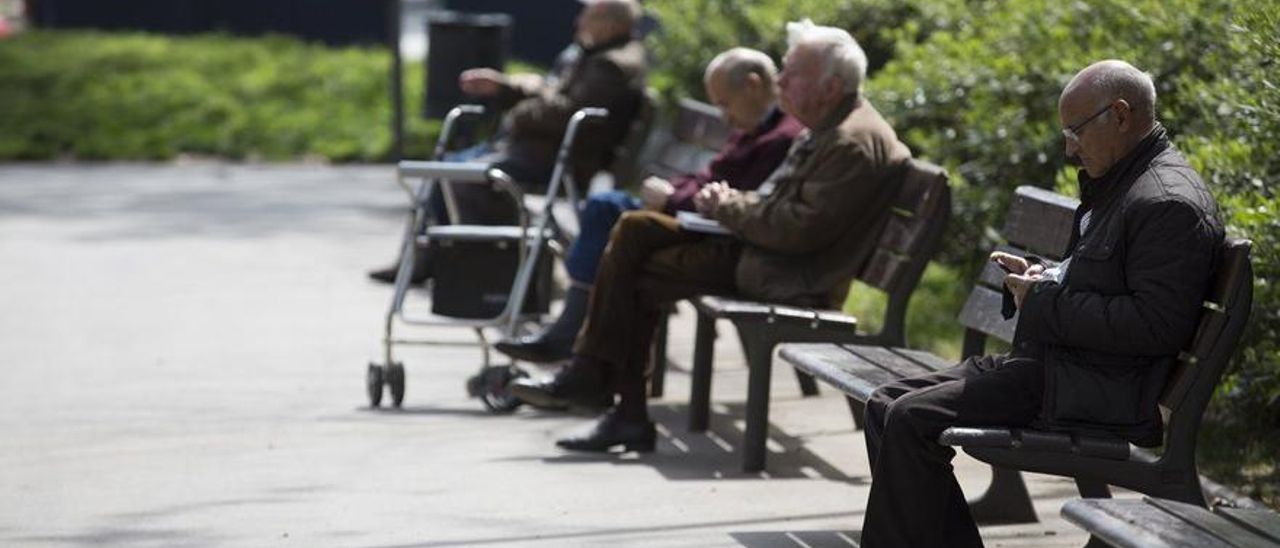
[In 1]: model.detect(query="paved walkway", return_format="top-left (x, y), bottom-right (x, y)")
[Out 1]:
top-left (0, 163), bottom-right (1094, 547)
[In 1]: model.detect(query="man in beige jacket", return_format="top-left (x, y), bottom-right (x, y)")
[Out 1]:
top-left (512, 20), bottom-right (912, 452)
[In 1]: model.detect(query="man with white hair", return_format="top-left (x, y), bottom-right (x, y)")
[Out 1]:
top-left (493, 47), bottom-right (803, 364)
top-left (511, 21), bottom-right (912, 452)
top-left (858, 60), bottom-right (1223, 547)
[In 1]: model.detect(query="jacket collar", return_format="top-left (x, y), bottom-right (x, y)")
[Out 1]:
top-left (809, 94), bottom-right (860, 135)
top-left (1077, 124), bottom-right (1169, 210)
top-left (743, 105), bottom-right (784, 139)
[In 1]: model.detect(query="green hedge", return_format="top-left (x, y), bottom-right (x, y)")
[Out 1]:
top-left (0, 30), bottom-right (440, 161)
top-left (648, 0), bottom-right (1278, 505)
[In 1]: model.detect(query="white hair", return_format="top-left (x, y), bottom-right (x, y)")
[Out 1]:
top-left (785, 19), bottom-right (867, 96)
top-left (704, 47), bottom-right (778, 88)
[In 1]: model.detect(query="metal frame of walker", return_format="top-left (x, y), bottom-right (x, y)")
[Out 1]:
top-left (367, 105), bottom-right (609, 412)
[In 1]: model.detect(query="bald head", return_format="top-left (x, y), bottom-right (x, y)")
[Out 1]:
top-left (704, 48), bottom-right (779, 132)
top-left (1062, 60), bottom-right (1157, 123)
top-left (704, 47), bottom-right (778, 89)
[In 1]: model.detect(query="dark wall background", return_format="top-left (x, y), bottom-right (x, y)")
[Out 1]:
top-left (25, 0), bottom-right (585, 61)
top-left (443, 0), bottom-right (579, 66)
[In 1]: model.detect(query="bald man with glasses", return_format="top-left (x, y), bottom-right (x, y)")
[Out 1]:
top-left (858, 60), bottom-right (1224, 547)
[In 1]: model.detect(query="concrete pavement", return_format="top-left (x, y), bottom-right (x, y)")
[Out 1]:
top-left (0, 163), bottom-right (1094, 547)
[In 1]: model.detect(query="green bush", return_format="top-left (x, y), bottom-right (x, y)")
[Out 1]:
top-left (645, 0), bottom-right (929, 104)
top-left (0, 30), bottom-right (440, 161)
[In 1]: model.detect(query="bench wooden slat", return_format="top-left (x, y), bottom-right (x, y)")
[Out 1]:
top-left (695, 296), bottom-right (857, 328)
top-left (673, 98), bottom-right (730, 150)
top-left (859, 160), bottom-right (949, 292)
top-left (886, 346), bottom-right (954, 372)
top-left (1218, 507), bottom-right (1280, 545)
top-left (1002, 186), bottom-right (1079, 260)
top-left (780, 344), bottom-right (900, 402)
top-left (840, 344), bottom-right (939, 377)
top-left (1062, 498), bottom-right (1235, 548)
top-left (655, 144), bottom-right (707, 176)
top-left (1161, 240), bottom-right (1251, 410)
top-left (958, 285), bottom-right (1017, 343)
top-left (1146, 497), bottom-right (1278, 548)
top-left (859, 248), bottom-right (910, 293)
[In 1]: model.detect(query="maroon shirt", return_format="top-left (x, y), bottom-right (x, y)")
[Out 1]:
top-left (664, 108), bottom-right (806, 214)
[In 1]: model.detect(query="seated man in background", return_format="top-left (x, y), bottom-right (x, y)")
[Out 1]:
top-left (858, 60), bottom-right (1223, 548)
top-left (510, 20), bottom-right (913, 451)
top-left (494, 47), bottom-right (804, 363)
top-left (369, 0), bottom-right (648, 283)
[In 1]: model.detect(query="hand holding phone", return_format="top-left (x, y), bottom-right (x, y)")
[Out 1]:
top-left (989, 251), bottom-right (1028, 275)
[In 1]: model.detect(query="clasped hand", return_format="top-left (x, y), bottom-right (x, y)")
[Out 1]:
top-left (693, 181), bottom-right (738, 216)
top-left (990, 251), bottom-right (1046, 309)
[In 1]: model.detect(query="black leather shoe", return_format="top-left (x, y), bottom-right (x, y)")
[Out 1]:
top-left (556, 410), bottom-right (656, 453)
top-left (509, 362), bottom-right (612, 412)
top-left (494, 334), bottom-right (573, 363)
top-left (367, 244), bottom-right (433, 285)
top-left (368, 264), bottom-right (427, 284)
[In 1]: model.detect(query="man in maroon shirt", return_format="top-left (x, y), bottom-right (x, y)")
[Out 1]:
top-left (495, 47), bottom-right (804, 364)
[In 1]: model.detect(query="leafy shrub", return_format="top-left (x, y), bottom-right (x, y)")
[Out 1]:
top-left (0, 30), bottom-right (439, 161)
top-left (644, 0), bottom-right (929, 104)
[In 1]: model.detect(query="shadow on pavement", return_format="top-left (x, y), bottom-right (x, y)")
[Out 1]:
top-left (531, 402), bottom-right (866, 483)
top-left (730, 530), bottom-right (862, 547)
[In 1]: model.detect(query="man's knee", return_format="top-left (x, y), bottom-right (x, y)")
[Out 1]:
top-left (867, 386), bottom-right (895, 427)
top-left (882, 394), bottom-right (931, 439)
top-left (613, 210), bottom-right (665, 240)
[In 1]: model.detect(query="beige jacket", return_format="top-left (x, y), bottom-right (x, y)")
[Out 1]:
top-left (712, 97), bottom-right (911, 307)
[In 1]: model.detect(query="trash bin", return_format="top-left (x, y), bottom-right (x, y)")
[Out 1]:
top-left (424, 11), bottom-right (511, 119)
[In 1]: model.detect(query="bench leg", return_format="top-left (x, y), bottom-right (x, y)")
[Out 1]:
top-left (648, 309), bottom-right (670, 398)
top-left (967, 465), bottom-right (1039, 524)
top-left (687, 309), bottom-right (716, 432)
top-left (1084, 536), bottom-right (1114, 548)
top-left (846, 396), bottom-right (866, 430)
top-left (1075, 478), bottom-right (1112, 499)
top-left (740, 333), bottom-right (775, 473)
top-left (793, 367), bottom-right (820, 397)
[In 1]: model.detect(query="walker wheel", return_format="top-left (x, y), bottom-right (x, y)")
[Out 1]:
top-left (387, 362), bottom-right (406, 407)
top-left (366, 363), bottom-right (385, 407)
top-left (469, 365), bottom-right (528, 414)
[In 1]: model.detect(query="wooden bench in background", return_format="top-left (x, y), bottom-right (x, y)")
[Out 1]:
top-left (651, 159), bottom-right (951, 472)
top-left (781, 186), bottom-right (1255, 526)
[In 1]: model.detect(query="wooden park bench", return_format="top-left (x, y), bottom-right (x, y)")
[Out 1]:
top-left (650, 159), bottom-right (951, 472)
top-left (779, 185), bottom-right (1255, 524)
top-left (1063, 496), bottom-right (1280, 548)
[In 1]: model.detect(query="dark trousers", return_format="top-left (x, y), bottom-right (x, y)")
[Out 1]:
top-left (426, 144), bottom-right (554, 226)
top-left (861, 354), bottom-right (1044, 548)
top-left (573, 210), bottom-right (739, 420)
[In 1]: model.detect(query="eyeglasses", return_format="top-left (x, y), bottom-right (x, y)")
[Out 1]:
top-left (1062, 104), bottom-right (1112, 144)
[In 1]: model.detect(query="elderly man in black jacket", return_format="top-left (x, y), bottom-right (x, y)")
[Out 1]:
top-left (858, 60), bottom-right (1224, 548)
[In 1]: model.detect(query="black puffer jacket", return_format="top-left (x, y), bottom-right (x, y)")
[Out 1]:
top-left (1014, 126), bottom-right (1223, 447)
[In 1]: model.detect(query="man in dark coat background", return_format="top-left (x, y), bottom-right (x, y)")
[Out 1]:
top-left (858, 59), bottom-right (1224, 547)
top-left (369, 0), bottom-right (647, 283)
